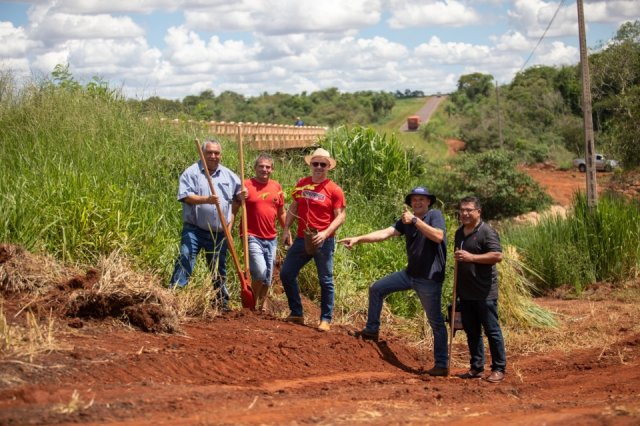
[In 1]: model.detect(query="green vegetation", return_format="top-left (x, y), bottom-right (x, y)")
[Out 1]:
top-left (427, 150), bottom-right (552, 219)
top-left (437, 20), bottom-right (640, 169)
top-left (0, 70), bottom-right (556, 330)
top-left (0, 71), bottom-right (190, 274)
top-left (505, 193), bottom-right (640, 293)
top-left (131, 87), bottom-right (396, 128)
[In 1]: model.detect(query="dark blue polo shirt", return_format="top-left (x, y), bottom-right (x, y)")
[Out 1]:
top-left (454, 221), bottom-right (503, 300)
top-left (394, 209), bottom-right (447, 282)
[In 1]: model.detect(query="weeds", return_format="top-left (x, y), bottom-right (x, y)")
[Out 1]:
top-left (0, 302), bottom-right (59, 361)
top-left (505, 192), bottom-right (640, 292)
top-left (53, 390), bottom-right (94, 414)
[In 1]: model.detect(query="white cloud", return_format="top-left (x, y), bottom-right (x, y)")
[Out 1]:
top-left (531, 40), bottom-right (579, 66)
top-left (414, 36), bottom-right (492, 65)
top-left (0, 22), bottom-right (41, 57)
top-left (28, 13), bottom-right (145, 44)
top-left (20, 0), bottom-right (177, 14)
top-left (491, 31), bottom-right (533, 52)
top-left (0, 57), bottom-right (31, 73)
top-left (184, 0), bottom-right (382, 34)
top-left (0, 0), bottom-right (634, 99)
top-left (584, 0), bottom-right (640, 25)
top-left (387, 0), bottom-right (482, 28)
top-left (509, 0), bottom-right (639, 40)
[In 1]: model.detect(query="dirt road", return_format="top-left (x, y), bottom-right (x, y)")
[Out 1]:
top-left (522, 164), bottom-right (613, 206)
top-left (400, 96), bottom-right (447, 132)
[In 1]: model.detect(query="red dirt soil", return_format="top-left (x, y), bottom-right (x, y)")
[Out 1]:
top-left (1, 246), bottom-right (640, 425)
top-left (521, 163), bottom-right (615, 207)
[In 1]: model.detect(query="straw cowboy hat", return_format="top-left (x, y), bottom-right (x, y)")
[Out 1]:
top-left (304, 148), bottom-right (337, 170)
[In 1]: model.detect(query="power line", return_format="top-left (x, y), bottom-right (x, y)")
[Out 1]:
top-left (519, 0), bottom-right (566, 72)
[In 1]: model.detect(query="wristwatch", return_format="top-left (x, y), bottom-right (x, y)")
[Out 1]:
top-left (411, 217), bottom-right (418, 225)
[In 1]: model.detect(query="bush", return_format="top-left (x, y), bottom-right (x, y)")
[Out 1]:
top-left (324, 126), bottom-right (425, 199)
top-left (427, 150), bottom-right (551, 219)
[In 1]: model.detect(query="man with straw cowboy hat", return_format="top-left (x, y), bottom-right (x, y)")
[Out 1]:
top-left (280, 147), bottom-right (346, 332)
top-left (169, 139), bottom-right (243, 312)
top-left (338, 186), bottom-right (449, 377)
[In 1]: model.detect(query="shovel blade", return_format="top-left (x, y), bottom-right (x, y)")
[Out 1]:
top-left (240, 277), bottom-right (255, 309)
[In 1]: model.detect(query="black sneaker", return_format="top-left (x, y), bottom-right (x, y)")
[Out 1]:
top-left (426, 366), bottom-right (449, 377)
top-left (349, 328), bottom-right (379, 341)
top-left (457, 369), bottom-right (484, 379)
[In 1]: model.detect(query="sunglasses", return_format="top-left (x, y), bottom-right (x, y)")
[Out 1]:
top-left (311, 162), bottom-right (328, 168)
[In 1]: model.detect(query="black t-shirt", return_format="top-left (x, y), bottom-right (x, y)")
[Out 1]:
top-left (394, 209), bottom-right (447, 282)
top-left (454, 221), bottom-right (502, 300)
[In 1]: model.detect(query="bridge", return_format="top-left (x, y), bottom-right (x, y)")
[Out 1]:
top-left (159, 118), bottom-right (327, 150)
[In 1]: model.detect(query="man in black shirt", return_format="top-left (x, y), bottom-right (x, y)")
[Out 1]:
top-left (454, 196), bottom-right (506, 383)
top-left (339, 187), bottom-right (449, 377)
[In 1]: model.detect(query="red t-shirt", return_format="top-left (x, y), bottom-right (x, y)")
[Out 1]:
top-left (291, 177), bottom-right (346, 238)
top-left (242, 178), bottom-right (284, 239)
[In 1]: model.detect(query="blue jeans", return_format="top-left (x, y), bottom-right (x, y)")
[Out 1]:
top-left (169, 224), bottom-right (229, 306)
top-left (248, 236), bottom-right (277, 286)
top-left (459, 299), bottom-right (507, 373)
top-left (365, 270), bottom-right (449, 369)
top-left (280, 236), bottom-right (335, 322)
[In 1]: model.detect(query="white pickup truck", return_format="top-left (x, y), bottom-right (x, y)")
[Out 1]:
top-left (573, 154), bottom-right (619, 172)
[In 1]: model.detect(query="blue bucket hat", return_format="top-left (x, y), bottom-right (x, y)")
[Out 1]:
top-left (404, 186), bottom-right (437, 205)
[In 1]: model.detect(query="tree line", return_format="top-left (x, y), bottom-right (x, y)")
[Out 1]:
top-left (446, 20), bottom-right (639, 168)
top-left (129, 87), bottom-right (397, 127)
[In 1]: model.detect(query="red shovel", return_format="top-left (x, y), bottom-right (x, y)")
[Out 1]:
top-left (195, 139), bottom-right (255, 309)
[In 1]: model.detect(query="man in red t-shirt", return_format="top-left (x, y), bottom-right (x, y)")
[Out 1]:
top-left (280, 148), bottom-right (346, 332)
top-left (240, 153), bottom-right (286, 311)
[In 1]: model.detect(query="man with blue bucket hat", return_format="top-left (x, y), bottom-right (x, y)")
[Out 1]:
top-left (338, 186), bottom-right (449, 376)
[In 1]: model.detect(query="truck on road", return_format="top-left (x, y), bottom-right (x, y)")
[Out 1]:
top-left (573, 154), bottom-right (619, 172)
top-left (407, 115), bottom-right (420, 131)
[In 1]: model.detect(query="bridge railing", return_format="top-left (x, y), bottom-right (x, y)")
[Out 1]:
top-left (158, 118), bottom-right (327, 150)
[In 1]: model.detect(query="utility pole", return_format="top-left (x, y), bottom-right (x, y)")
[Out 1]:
top-left (577, 0), bottom-right (597, 208)
top-left (495, 80), bottom-right (504, 150)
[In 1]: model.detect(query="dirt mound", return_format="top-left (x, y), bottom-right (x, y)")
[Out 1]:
top-left (0, 244), bottom-right (179, 333)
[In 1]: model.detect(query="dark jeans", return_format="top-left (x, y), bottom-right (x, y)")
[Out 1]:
top-left (280, 236), bottom-right (336, 322)
top-left (366, 271), bottom-right (449, 368)
top-left (169, 224), bottom-right (229, 306)
top-left (459, 299), bottom-right (506, 373)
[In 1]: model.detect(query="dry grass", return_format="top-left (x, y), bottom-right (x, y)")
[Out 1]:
top-left (53, 389), bottom-right (94, 414)
top-left (1, 301), bottom-right (61, 361)
top-left (505, 282), bottom-right (640, 356)
top-left (0, 244), bottom-right (72, 293)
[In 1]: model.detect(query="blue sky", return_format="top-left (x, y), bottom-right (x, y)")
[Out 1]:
top-left (0, 1), bottom-right (637, 100)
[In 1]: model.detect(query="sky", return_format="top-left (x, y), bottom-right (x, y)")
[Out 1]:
top-left (0, 0), bottom-right (638, 100)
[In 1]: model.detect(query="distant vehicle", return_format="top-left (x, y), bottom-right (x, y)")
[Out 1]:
top-left (573, 154), bottom-right (620, 172)
top-left (407, 115), bottom-right (420, 131)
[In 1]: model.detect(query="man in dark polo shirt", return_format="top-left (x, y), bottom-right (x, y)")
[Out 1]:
top-left (339, 186), bottom-right (448, 377)
top-left (454, 195), bottom-right (506, 383)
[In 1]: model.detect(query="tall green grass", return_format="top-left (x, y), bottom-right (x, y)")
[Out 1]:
top-left (505, 192), bottom-right (640, 292)
top-left (0, 76), bottom-right (237, 278)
